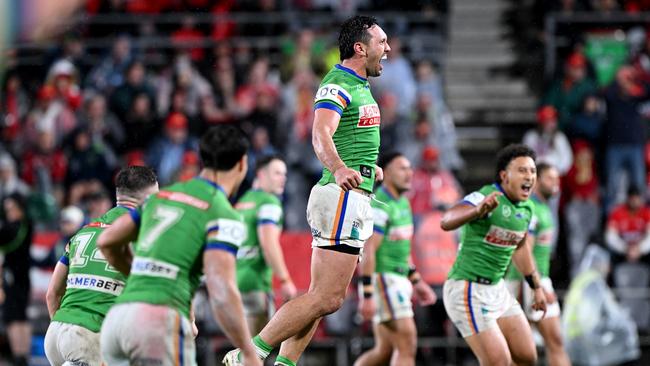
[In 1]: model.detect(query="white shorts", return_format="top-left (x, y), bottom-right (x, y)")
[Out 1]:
top-left (506, 277), bottom-right (561, 322)
top-left (372, 273), bottom-right (414, 324)
top-left (443, 278), bottom-right (523, 338)
top-left (45, 321), bottom-right (101, 366)
top-left (101, 303), bottom-right (196, 366)
top-left (241, 291), bottom-right (275, 318)
top-left (306, 183), bottom-right (373, 249)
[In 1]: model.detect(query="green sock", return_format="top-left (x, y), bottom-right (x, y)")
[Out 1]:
top-left (275, 355), bottom-right (297, 366)
top-left (252, 335), bottom-right (273, 359)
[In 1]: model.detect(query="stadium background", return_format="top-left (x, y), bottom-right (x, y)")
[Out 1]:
top-left (1, 0), bottom-right (650, 364)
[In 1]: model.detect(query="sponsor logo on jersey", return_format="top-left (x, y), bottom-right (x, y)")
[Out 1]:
top-left (66, 274), bottom-right (125, 296)
top-left (157, 191), bottom-right (209, 210)
top-left (483, 225), bottom-right (525, 247)
top-left (502, 206), bottom-right (511, 218)
top-left (388, 224), bottom-right (414, 241)
top-left (357, 104), bottom-right (381, 127)
top-left (235, 202), bottom-right (256, 211)
top-left (131, 257), bottom-right (179, 280)
top-left (314, 84), bottom-right (351, 107)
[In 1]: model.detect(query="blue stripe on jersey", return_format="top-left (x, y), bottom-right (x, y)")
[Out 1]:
top-left (59, 255), bottom-right (69, 266)
top-left (337, 90), bottom-right (351, 106)
top-left (314, 101), bottom-right (343, 116)
top-left (179, 320), bottom-right (184, 366)
top-left (467, 282), bottom-right (479, 334)
top-left (205, 242), bottom-right (238, 256)
top-left (460, 200), bottom-right (477, 207)
top-left (257, 219), bottom-right (278, 226)
top-left (127, 207), bottom-right (141, 226)
top-left (373, 226), bottom-right (385, 235)
top-left (334, 191), bottom-right (349, 245)
top-left (206, 225), bottom-right (219, 233)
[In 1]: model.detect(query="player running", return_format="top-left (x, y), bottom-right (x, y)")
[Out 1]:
top-left (98, 125), bottom-right (261, 366)
top-left (235, 155), bottom-right (297, 335)
top-left (224, 15), bottom-right (390, 366)
top-left (44, 166), bottom-right (159, 366)
top-left (354, 152), bottom-right (436, 366)
top-left (441, 144), bottom-right (547, 366)
top-left (505, 162), bottom-right (570, 366)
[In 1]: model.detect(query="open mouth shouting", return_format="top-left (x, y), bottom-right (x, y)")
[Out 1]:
top-left (521, 182), bottom-right (533, 197)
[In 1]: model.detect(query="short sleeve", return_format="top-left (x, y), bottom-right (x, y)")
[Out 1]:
top-left (126, 206), bottom-right (143, 227)
top-left (59, 243), bottom-right (70, 266)
top-left (313, 83), bottom-right (352, 116)
top-left (257, 203), bottom-right (283, 226)
top-left (528, 213), bottom-right (538, 235)
top-left (372, 207), bottom-right (389, 235)
top-left (204, 217), bottom-right (247, 255)
top-left (461, 191), bottom-right (485, 207)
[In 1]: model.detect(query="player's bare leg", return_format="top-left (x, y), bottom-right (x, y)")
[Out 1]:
top-left (247, 314), bottom-right (269, 336)
top-left (276, 318), bottom-right (320, 363)
top-left (464, 327), bottom-right (512, 366)
top-left (536, 316), bottom-right (570, 366)
top-left (498, 314), bottom-right (537, 366)
top-left (257, 248), bottom-right (358, 351)
top-left (354, 323), bottom-right (393, 366)
top-left (389, 318), bottom-right (417, 366)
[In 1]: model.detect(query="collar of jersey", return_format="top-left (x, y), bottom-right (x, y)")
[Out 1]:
top-left (380, 185), bottom-right (398, 201)
top-left (492, 183), bottom-right (520, 205)
top-left (195, 177), bottom-right (226, 195)
top-left (335, 64), bottom-right (367, 82)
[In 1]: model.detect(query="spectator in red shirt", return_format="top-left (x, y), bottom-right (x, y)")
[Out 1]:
top-left (171, 15), bottom-right (206, 62)
top-left (21, 129), bottom-right (67, 205)
top-left (407, 146), bottom-right (461, 224)
top-left (605, 185), bottom-right (650, 267)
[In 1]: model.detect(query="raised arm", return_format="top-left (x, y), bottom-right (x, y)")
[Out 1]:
top-left (441, 191), bottom-right (502, 231)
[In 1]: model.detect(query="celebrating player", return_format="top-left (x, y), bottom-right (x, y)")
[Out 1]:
top-left (235, 155), bottom-right (297, 334)
top-left (44, 166), bottom-right (159, 366)
top-left (98, 126), bottom-right (261, 366)
top-left (505, 162), bottom-right (570, 366)
top-left (354, 152), bottom-right (436, 366)
top-left (441, 144), bottom-right (547, 366)
top-left (224, 15), bottom-right (389, 366)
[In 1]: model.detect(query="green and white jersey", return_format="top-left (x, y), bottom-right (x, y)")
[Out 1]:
top-left (506, 195), bottom-right (554, 280)
top-left (448, 184), bottom-right (535, 284)
top-left (53, 207), bottom-right (130, 332)
top-left (314, 64), bottom-right (380, 192)
top-left (115, 177), bottom-right (246, 318)
top-left (372, 187), bottom-right (413, 276)
top-left (235, 189), bottom-right (284, 293)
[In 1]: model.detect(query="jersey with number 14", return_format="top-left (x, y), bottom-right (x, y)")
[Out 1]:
top-left (53, 206), bottom-right (129, 332)
top-left (448, 184), bottom-right (534, 284)
top-left (115, 178), bottom-right (246, 318)
top-left (314, 64), bottom-right (380, 193)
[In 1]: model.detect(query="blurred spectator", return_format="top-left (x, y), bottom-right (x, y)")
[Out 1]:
top-left (565, 95), bottom-right (604, 147)
top-left (21, 129), bottom-right (67, 205)
top-left (122, 93), bottom-right (157, 151)
top-left (37, 205), bottom-right (84, 269)
top-left (0, 193), bottom-right (33, 366)
top-left (238, 0), bottom-right (286, 37)
top-left (373, 37), bottom-right (417, 116)
top-left (605, 186), bottom-right (650, 269)
top-left (173, 151), bottom-right (201, 182)
top-left (280, 29), bottom-right (326, 82)
top-left (0, 153), bottom-right (30, 199)
top-left (24, 84), bottom-right (77, 149)
top-left (523, 105), bottom-right (574, 175)
top-left (64, 128), bottom-right (114, 204)
top-left (110, 60), bottom-right (156, 122)
top-left (210, 0), bottom-right (236, 40)
top-left (202, 53), bottom-right (238, 125)
top-left (407, 146), bottom-right (462, 221)
top-left (564, 140), bottom-right (601, 277)
top-left (146, 113), bottom-right (198, 186)
top-left (242, 84), bottom-right (281, 145)
top-left (562, 245), bottom-right (640, 365)
top-left (85, 35), bottom-right (133, 95)
top-left (280, 68), bottom-right (318, 143)
top-left (377, 91), bottom-right (408, 151)
top-left (1, 72), bottom-right (29, 151)
top-left (80, 95), bottom-right (123, 153)
top-left (235, 57), bottom-right (280, 119)
top-left (602, 66), bottom-right (650, 213)
top-left (83, 189), bottom-right (112, 220)
top-left (415, 60), bottom-right (446, 111)
top-left (160, 55), bottom-right (213, 127)
top-left (46, 32), bottom-right (88, 79)
top-left (543, 52), bottom-right (597, 132)
top-left (245, 126), bottom-right (278, 185)
top-left (46, 59), bottom-right (82, 110)
top-left (171, 15), bottom-right (206, 62)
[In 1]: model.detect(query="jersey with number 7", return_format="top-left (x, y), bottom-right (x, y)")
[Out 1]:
top-left (114, 178), bottom-right (247, 318)
top-left (53, 206), bottom-right (131, 332)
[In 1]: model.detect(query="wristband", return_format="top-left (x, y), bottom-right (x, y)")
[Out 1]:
top-left (407, 266), bottom-right (420, 284)
top-left (524, 273), bottom-right (540, 290)
top-left (363, 291), bottom-right (373, 299)
top-left (360, 275), bottom-right (372, 286)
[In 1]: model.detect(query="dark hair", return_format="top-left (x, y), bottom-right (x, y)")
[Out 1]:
top-left (536, 162), bottom-right (555, 178)
top-left (255, 154), bottom-right (284, 173)
top-left (495, 144), bottom-right (537, 183)
top-left (115, 166), bottom-right (158, 196)
top-left (3, 193), bottom-right (27, 212)
top-left (200, 125), bottom-right (249, 171)
top-left (628, 185), bottom-right (642, 198)
top-left (338, 15), bottom-right (378, 61)
top-left (377, 151), bottom-right (403, 169)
